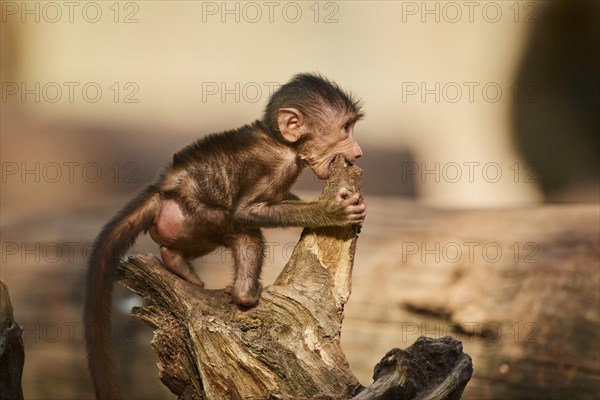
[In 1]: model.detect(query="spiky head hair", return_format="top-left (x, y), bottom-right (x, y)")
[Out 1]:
top-left (263, 73), bottom-right (364, 136)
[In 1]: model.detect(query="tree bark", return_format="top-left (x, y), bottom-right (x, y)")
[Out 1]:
top-left (117, 156), bottom-right (473, 399)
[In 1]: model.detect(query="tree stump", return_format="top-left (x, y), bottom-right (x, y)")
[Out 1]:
top-left (116, 156), bottom-right (473, 399)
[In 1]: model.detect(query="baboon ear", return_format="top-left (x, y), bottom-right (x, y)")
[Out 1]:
top-left (277, 108), bottom-right (304, 143)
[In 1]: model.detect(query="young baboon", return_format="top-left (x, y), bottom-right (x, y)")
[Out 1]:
top-left (85, 73), bottom-right (366, 399)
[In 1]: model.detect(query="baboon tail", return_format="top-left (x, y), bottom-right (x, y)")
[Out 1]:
top-left (84, 185), bottom-right (160, 400)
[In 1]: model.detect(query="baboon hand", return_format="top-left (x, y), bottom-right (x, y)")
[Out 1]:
top-left (328, 188), bottom-right (366, 226)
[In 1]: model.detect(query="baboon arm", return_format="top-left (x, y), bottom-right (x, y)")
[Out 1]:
top-left (235, 200), bottom-right (337, 228)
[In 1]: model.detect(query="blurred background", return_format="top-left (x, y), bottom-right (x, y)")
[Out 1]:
top-left (1, 1), bottom-right (598, 399)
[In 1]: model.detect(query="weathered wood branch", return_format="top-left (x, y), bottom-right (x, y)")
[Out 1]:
top-left (117, 156), bottom-right (473, 399)
top-left (352, 337), bottom-right (472, 400)
top-left (0, 281), bottom-right (24, 400)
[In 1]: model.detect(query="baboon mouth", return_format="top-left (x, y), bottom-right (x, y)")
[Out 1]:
top-left (311, 159), bottom-right (335, 180)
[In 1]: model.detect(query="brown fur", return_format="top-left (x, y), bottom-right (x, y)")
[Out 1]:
top-left (84, 73), bottom-right (366, 399)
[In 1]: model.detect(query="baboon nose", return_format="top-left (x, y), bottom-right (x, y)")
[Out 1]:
top-left (354, 145), bottom-right (363, 160)
top-left (345, 145), bottom-right (362, 163)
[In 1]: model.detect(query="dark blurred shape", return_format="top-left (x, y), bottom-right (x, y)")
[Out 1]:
top-left (512, 0), bottom-right (599, 202)
top-left (0, 282), bottom-right (25, 400)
